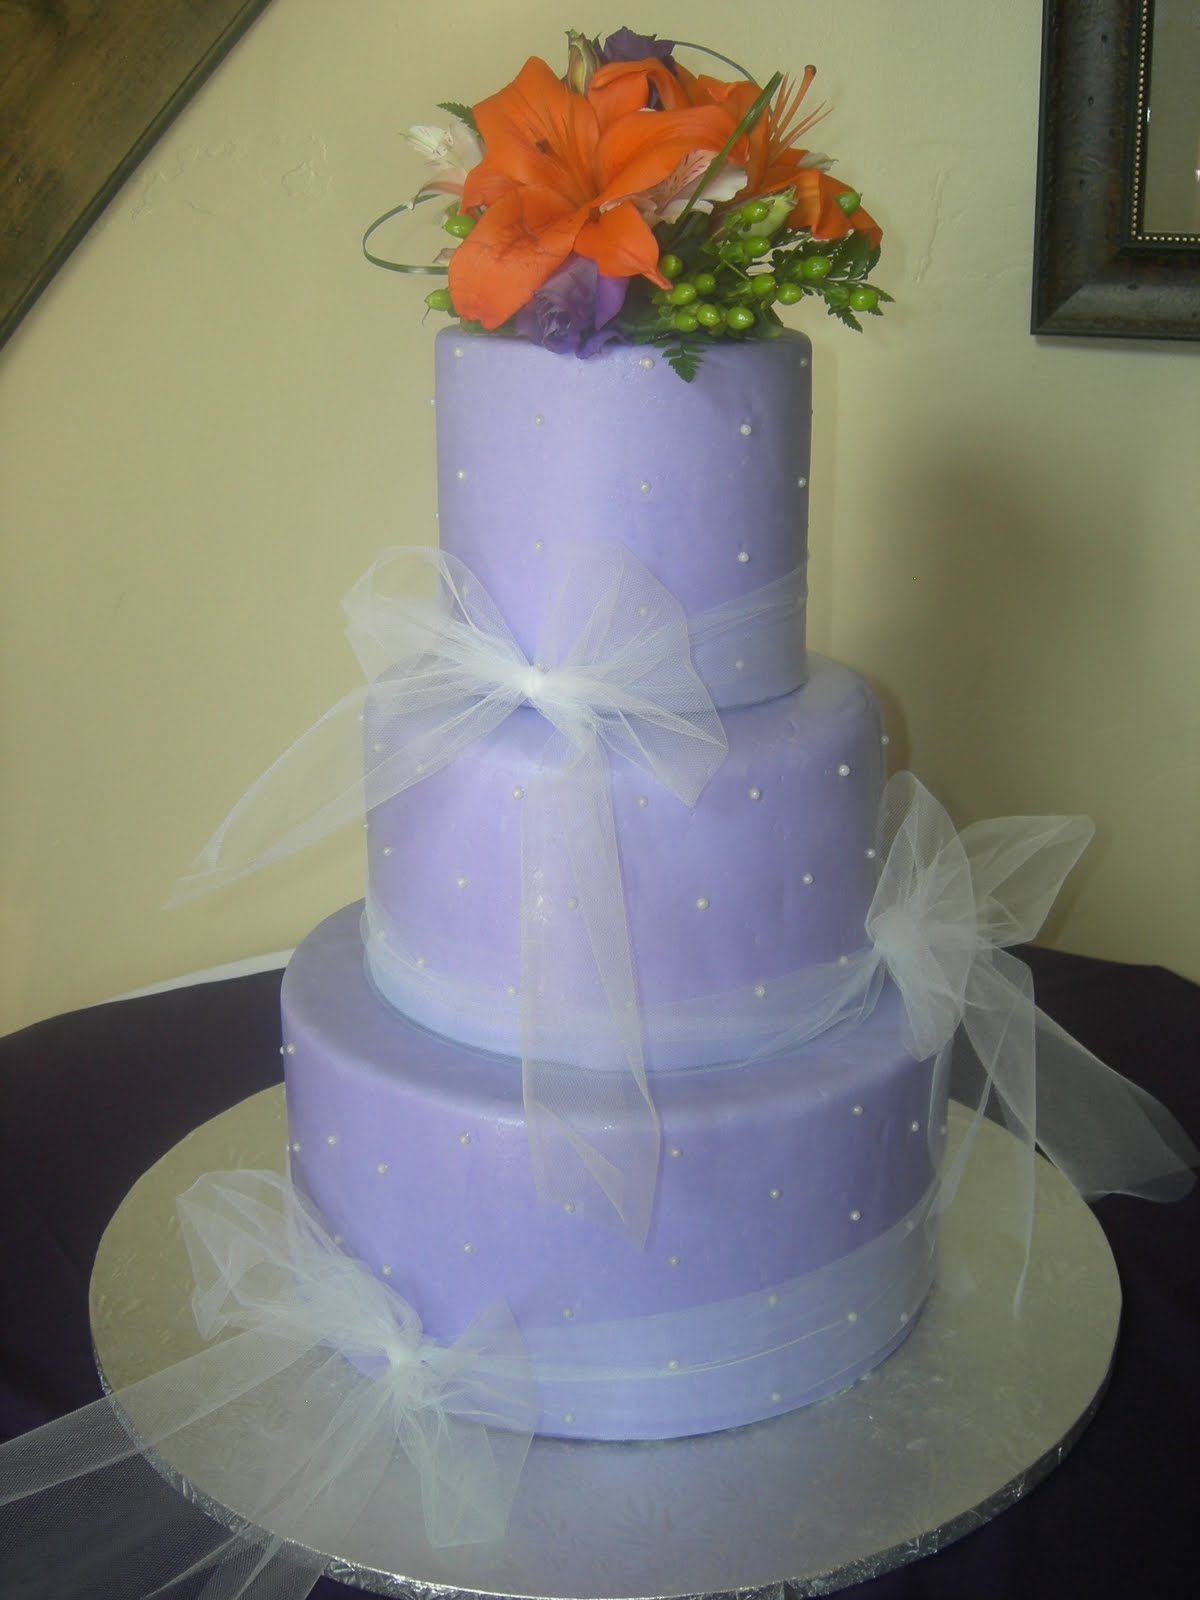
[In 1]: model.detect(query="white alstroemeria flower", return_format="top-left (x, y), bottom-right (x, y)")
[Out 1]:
top-left (404, 119), bottom-right (483, 198)
top-left (630, 152), bottom-right (748, 227)
top-left (795, 150), bottom-right (835, 172)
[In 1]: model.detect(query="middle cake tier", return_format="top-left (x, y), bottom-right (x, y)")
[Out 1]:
top-left (364, 654), bottom-right (885, 1069)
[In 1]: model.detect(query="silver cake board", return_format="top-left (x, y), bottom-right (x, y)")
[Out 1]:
top-left (91, 1089), bottom-right (1120, 1599)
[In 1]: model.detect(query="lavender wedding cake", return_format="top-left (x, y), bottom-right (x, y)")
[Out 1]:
top-left (280, 329), bottom-right (943, 1440)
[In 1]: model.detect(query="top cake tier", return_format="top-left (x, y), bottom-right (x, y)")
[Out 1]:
top-left (434, 330), bottom-right (813, 709)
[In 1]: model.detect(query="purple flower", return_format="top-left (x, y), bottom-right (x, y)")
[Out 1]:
top-left (515, 257), bottom-right (629, 358)
top-left (602, 28), bottom-right (677, 68)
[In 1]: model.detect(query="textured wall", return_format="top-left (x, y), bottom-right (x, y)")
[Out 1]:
top-left (2, 0), bottom-right (1197, 1031)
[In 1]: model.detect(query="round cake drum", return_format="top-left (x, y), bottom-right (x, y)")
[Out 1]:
top-left (91, 1089), bottom-right (1119, 1598)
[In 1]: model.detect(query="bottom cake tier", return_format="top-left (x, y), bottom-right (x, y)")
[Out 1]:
top-left (282, 903), bottom-right (945, 1441)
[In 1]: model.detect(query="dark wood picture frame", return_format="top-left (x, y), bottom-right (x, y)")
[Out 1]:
top-left (1031, 0), bottom-right (1200, 340)
top-left (0, 0), bottom-right (274, 353)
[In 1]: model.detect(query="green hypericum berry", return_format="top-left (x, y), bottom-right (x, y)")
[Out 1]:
top-left (424, 287), bottom-right (453, 312)
top-left (752, 273), bottom-right (777, 299)
top-left (726, 305), bottom-right (755, 331)
top-left (849, 286), bottom-right (880, 312)
top-left (669, 281), bottom-right (698, 305)
top-left (672, 310), bottom-right (699, 333)
top-left (801, 255), bottom-right (833, 280)
top-left (695, 302), bottom-right (724, 328)
top-left (835, 190), bottom-right (862, 216)
top-left (660, 253), bottom-right (685, 279)
top-left (693, 271), bottom-right (717, 295)
top-left (742, 199), bottom-right (772, 223)
top-left (442, 212), bottom-right (476, 238)
top-left (777, 281), bottom-right (804, 305)
top-left (744, 236), bottom-right (771, 258)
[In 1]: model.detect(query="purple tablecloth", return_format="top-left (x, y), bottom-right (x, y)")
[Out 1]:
top-left (1, 945), bottom-right (1197, 1597)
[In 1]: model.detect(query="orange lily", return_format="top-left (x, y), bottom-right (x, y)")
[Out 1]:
top-left (450, 56), bottom-right (732, 329)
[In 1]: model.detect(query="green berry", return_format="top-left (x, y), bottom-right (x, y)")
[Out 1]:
top-left (742, 199), bottom-right (772, 224)
top-left (442, 211), bottom-right (476, 238)
top-left (659, 253), bottom-right (685, 279)
top-left (849, 286), bottom-right (879, 312)
top-left (424, 287), bottom-right (453, 312)
top-left (777, 281), bottom-right (804, 305)
top-left (672, 310), bottom-right (699, 333)
top-left (752, 273), bottom-right (777, 300)
top-left (695, 302), bottom-right (724, 328)
top-left (669, 281), bottom-right (698, 305)
top-left (801, 255), bottom-right (833, 280)
top-left (744, 236), bottom-right (771, 258)
top-left (835, 189), bottom-right (862, 216)
top-left (693, 271), bottom-right (717, 295)
top-left (726, 305), bottom-right (756, 332)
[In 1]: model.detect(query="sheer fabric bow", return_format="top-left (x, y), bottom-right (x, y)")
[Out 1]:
top-left (0, 1171), bottom-right (536, 1598)
top-left (173, 543), bottom-right (729, 1243)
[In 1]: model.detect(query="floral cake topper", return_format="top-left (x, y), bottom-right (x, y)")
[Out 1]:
top-left (365, 26), bottom-right (890, 377)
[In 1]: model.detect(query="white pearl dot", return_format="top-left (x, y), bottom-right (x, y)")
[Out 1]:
top-left (372, 741), bottom-right (386, 754)
top-left (511, 786), bottom-right (525, 800)
top-left (754, 983), bottom-right (767, 999)
top-left (866, 847), bottom-right (877, 859)
top-left (838, 763), bottom-right (851, 777)
top-left (463, 1242), bottom-right (475, 1254)
top-left (290, 1141), bottom-right (301, 1154)
top-left (382, 845), bottom-right (394, 857)
top-left (739, 422), bottom-right (753, 436)
top-left (734, 658), bottom-right (745, 671)
top-left (640, 480), bottom-right (652, 494)
top-left (670, 1146), bottom-right (683, 1159)
top-left (415, 956), bottom-right (426, 969)
top-left (562, 1306), bottom-right (575, 1320)
top-left (797, 476), bottom-right (808, 488)
top-left (748, 786), bottom-right (762, 800)
top-left (695, 896), bottom-right (710, 911)
top-left (453, 346), bottom-right (464, 358)
top-left (667, 1358), bottom-right (680, 1371)
top-left (767, 1292), bottom-right (780, 1307)
top-left (637, 604), bottom-right (650, 617)
top-left (802, 872), bottom-right (814, 885)
top-left (850, 1208), bottom-right (862, 1222)
top-left (847, 1310), bottom-right (859, 1323)
top-left (668, 1254), bottom-right (681, 1267)
top-left (771, 1391), bottom-right (783, 1405)
top-left (939, 1123), bottom-right (948, 1135)
top-left (906, 1218), bottom-right (917, 1233)
top-left (637, 794), bottom-right (649, 807)
top-left (852, 1104), bottom-right (864, 1116)
top-left (285, 1042), bottom-right (296, 1055)
top-left (333, 1235), bottom-right (343, 1246)
top-left (382, 1264), bottom-right (392, 1276)
top-left (881, 733), bottom-right (891, 746)
top-left (838, 955), bottom-right (850, 967)
top-left (533, 413), bottom-right (544, 426)
top-left (800, 356), bottom-right (810, 368)
top-left (534, 538), bottom-right (544, 552)
top-left (456, 875), bottom-right (469, 889)
top-left (455, 468), bottom-right (467, 481)
top-left (899, 1311), bottom-right (910, 1324)
top-left (377, 1162), bottom-right (390, 1175)
top-left (911, 1120), bottom-right (921, 1133)
top-left (737, 550), bottom-right (751, 564)
top-left (506, 984), bottom-right (518, 998)
top-left (563, 1201), bottom-right (575, 1214)
top-left (639, 355), bottom-right (655, 370)
top-left (566, 896), bottom-right (579, 911)
top-left (325, 1134), bottom-right (338, 1146)
top-left (769, 1187), bottom-right (782, 1200)
top-left (563, 1410), bottom-right (576, 1423)
top-left (459, 1132), bottom-right (471, 1146)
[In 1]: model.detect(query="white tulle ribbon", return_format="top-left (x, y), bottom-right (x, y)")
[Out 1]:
top-left (0, 1171), bottom-right (536, 1598)
top-left (172, 543), bottom-right (731, 1244)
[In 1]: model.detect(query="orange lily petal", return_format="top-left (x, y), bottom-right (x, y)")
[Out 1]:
top-left (574, 199), bottom-right (666, 282)
top-left (448, 186), bottom-right (583, 329)
top-left (589, 58), bottom-right (689, 118)
top-left (593, 105), bottom-right (733, 202)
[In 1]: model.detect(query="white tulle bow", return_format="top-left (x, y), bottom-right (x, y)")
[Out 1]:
top-left (173, 543), bottom-right (729, 1243)
top-left (0, 1171), bottom-right (536, 1599)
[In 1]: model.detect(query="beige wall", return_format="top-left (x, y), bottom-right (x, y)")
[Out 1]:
top-left (2, 0), bottom-right (1197, 1033)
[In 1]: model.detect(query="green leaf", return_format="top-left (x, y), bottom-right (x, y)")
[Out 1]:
top-left (437, 101), bottom-right (480, 137)
top-left (665, 340), bottom-right (704, 382)
top-left (830, 306), bottom-right (863, 332)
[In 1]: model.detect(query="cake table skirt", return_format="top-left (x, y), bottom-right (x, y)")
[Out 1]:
top-left (90, 1089), bottom-right (1119, 1599)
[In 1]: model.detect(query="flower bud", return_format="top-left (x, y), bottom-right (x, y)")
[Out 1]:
top-left (741, 191), bottom-right (798, 239)
top-left (565, 30), bottom-right (602, 95)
